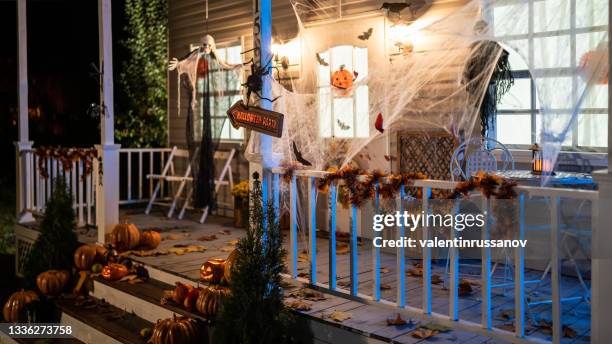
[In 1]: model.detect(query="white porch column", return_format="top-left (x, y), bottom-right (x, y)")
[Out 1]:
top-left (15, 0), bottom-right (34, 223)
top-left (590, 6), bottom-right (612, 342)
top-left (96, 0), bottom-right (120, 244)
top-left (249, 0), bottom-right (273, 191)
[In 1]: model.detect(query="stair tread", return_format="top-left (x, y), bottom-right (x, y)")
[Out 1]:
top-left (56, 296), bottom-right (151, 344)
top-left (92, 276), bottom-right (207, 322)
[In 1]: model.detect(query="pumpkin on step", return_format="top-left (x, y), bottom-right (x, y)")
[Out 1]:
top-left (36, 270), bottom-right (70, 296)
top-left (150, 314), bottom-right (205, 344)
top-left (140, 230), bottom-right (161, 249)
top-left (183, 287), bottom-right (200, 313)
top-left (172, 282), bottom-right (192, 304)
top-left (3, 289), bottom-right (38, 323)
top-left (200, 258), bottom-right (225, 284)
top-left (74, 244), bottom-right (107, 271)
top-left (111, 221), bottom-right (140, 251)
top-left (195, 286), bottom-right (230, 318)
top-left (101, 263), bottom-right (129, 281)
top-left (223, 249), bottom-right (239, 285)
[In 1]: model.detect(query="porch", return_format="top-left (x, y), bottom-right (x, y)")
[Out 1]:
top-left (14, 157), bottom-right (597, 344)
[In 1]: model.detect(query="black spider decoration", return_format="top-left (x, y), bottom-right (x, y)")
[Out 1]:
top-left (240, 48), bottom-right (281, 108)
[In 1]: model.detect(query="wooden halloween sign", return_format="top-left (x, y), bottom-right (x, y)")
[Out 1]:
top-left (227, 100), bottom-right (284, 138)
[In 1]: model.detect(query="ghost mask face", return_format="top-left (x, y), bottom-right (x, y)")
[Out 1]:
top-left (200, 35), bottom-right (215, 55)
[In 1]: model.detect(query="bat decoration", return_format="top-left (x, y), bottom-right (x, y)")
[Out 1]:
top-left (375, 112), bottom-right (384, 133)
top-left (381, 1), bottom-right (426, 18)
top-left (358, 28), bottom-right (373, 40)
top-left (292, 141), bottom-right (312, 166)
top-left (316, 53), bottom-right (329, 66)
top-left (353, 71), bottom-right (359, 79)
top-left (337, 119), bottom-right (351, 130)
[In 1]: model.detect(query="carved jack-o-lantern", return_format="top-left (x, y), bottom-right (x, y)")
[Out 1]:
top-left (101, 263), bottom-right (129, 281)
top-left (200, 259), bottom-right (225, 284)
top-left (331, 65), bottom-right (355, 90)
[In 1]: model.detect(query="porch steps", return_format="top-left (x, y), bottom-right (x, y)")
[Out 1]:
top-left (55, 296), bottom-right (152, 344)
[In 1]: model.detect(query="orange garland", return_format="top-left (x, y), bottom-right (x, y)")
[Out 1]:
top-left (34, 146), bottom-right (98, 180)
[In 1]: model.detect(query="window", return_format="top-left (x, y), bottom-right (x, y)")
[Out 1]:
top-left (318, 45), bottom-right (369, 138)
top-left (214, 45), bottom-right (244, 141)
top-left (493, 0), bottom-right (608, 151)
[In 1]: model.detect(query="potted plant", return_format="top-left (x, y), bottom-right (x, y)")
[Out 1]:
top-left (231, 181), bottom-right (249, 228)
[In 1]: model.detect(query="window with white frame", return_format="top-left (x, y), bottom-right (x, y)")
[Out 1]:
top-left (318, 45), bottom-right (369, 138)
top-left (214, 45), bottom-right (244, 141)
top-left (493, 0), bottom-right (608, 151)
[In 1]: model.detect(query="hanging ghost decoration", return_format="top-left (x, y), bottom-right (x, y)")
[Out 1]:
top-left (168, 34), bottom-right (242, 210)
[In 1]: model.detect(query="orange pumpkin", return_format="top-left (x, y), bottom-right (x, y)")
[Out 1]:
top-left (150, 314), bottom-right (205, 344)
top-left (195, 286), bottom-right (230, 318)
top-left (223, 249), bottom-right (239, 285)
top-left (3, 290), bottom-right (38, 323)
top-left (36, 270), bottom-right (70, 295)
top-left (140, 230), bottom-right (161, 249)
top-left (183, 288), bottom-right (200, 312)
top-left (200, 258), bottom-right (225, 284)
top-left (74, 244), bottom-right (107, 270)
top-left (331, 66), bottom-right (354, 90)
top-left (111, 221), bottom-right (140, 251)
top-left (172, 282), bottom-right (192, 304)
top-left (101, 263), bottom-right (129, 281)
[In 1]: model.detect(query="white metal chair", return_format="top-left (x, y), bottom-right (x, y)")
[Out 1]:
top-left (178, 148), bottom-right (236, 223)
top-left (145, 146), bottom-right (197, 218)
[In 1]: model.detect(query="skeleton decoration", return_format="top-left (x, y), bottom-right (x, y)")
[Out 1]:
top-left (169, 34), bottom-right (241, 210)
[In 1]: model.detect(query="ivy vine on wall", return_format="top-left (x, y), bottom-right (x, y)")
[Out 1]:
top-left (116, 0), bottom-right (168, 148)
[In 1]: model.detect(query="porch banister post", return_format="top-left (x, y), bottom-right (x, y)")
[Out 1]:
top-left (590, 6), bottom-right (612, 342)
top-left (15, 0), bottom-right (34, 223)
top-left (96, 0), bottom-right (120, 244)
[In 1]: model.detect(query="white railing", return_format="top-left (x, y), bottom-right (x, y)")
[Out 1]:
top-left (118, 148), bottom-right (174, 205)
top-left (271, 168), bottom-right (598, 344)
top-left (19, 148), bottom-right (97, 227)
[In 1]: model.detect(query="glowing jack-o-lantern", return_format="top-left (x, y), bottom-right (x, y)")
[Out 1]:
top-left (200, 258), bottom-right (225, 284)
top-left (101, 263), bottom-right (129, 281)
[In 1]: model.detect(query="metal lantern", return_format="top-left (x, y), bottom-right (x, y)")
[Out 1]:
top-left (530, 143), bottom-right (543, 175)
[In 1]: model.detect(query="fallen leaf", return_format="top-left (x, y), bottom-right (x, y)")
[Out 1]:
top-left (285, 300), bottom-right (312, 311)
top-left (328, 311), bottom-right (351, 322)
top-left (563, 325), bottom-right (577, 338)
top-left (458, 280), bottom-right (473, 296)
top-left (298, 252), bottom-right (309, 263)
top-left (297, 272), bottom-right (310, 278)
top-left (537, 319), bottom-right (553, 335)
top-left (407, 268), bottom-right (423, 277)
top-left (337, 280), bottom-right (351, 287)
top-left (165, 233), bottom-right (183, 240)
top-left (289, 289), bottom-right (326, 301)
top-left (498, 323), bottom-right (514, 332)
top-left (412, 327), bottom-right (438, 339)
top-left (386, 313), bottom-right (409, 326)
top-left (128, 278), bottom-right (144, 284)
top-left (380, 267), bottom-right (390, 274)
top-left (431, 274), bottom-right (443, 285)
top-left (220, 246), bottom-right (235, 252)
top-left (197, 235), bottom-right (217, 241)
top-left (380, 283), bottom-right (392, 290)
top-left (421, 322), bottom-right (450, 332)
top-left (336, 244), bottom-right (350, 254)
top-left (218, 229), bottom-right (231, 235)
top-left (227, 239), bottom-right (239, 245)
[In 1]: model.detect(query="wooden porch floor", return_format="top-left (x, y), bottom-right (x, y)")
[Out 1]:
top-left (100, 206), bottom-right (591, 344)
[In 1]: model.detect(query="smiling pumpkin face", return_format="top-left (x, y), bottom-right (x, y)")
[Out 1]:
top-left (331, 66), bottom-right (354, 90)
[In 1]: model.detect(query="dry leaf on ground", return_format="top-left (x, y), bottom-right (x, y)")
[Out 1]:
top-left (431, 274), bottom-right (443, 285)
top-left (118, 274), bottom-right (138, 282)
top-left (336, 244), bottom-right (350, 254)
top-left (285, 300), bottom-right (312, 311)
top-left (220, 246), bottom-right (235, 252)
top-left (380, 267), bottom-right (390, 274)
top-left (563, 325), bottom-right (577, 338)
top-left (197, 235), bottom-right (217, 241)
top-left (337, 280), bottom-right (351, 287)
top-left (227, 239), bottom-right (239, 245)
top-left (412, 327), bottom-right (438, 339)
top-left (327, 311), bottom-right (351, 322)
top-left (386, 314), bottom-right (410, 326)
top-left (297, 252), bottom-right (309, 263)
top-left (289, 289), bottom-right (326, 301)
top-left (218, 229), bottom-right (231, 235)
top-left (380, 283), bottom-right (391, 290)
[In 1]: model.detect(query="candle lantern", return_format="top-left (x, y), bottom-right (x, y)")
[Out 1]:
top-left (530, 143), bottom-right (543, 175)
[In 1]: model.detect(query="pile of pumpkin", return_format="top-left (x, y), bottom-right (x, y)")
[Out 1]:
top-left (159, 249), bottom-right (238, 320)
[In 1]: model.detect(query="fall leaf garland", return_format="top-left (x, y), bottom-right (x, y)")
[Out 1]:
top-left (34, 146), bottom-right (98, 180)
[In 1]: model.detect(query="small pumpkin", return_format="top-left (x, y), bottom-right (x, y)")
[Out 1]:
top-left (74, 244), bottom-right (107, 271)
top-left (195, 286), bottom-right (230, 318)
top-left (172, 282), bottom-right (192, 304)
top-left (223, 249), bottom-right (239, 285)
top-left (36, 270), bottom-right (70, 295)
top-left (111, 221), bottom-right (140, 251)
top-left (331, 65), bottom-right (355, 90)
top-left (101, 263), bottom-right (129, 281)
top-left (3, 289), bottom-right (38, 323)
top-left (140, 230), bottom-right (161, 249)
top-left (150, 314), bottom-right (205, 344)
top-left (183, 287), bottom-right (200, 312)
top-left (200, 258), bottom-right (225, 284)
